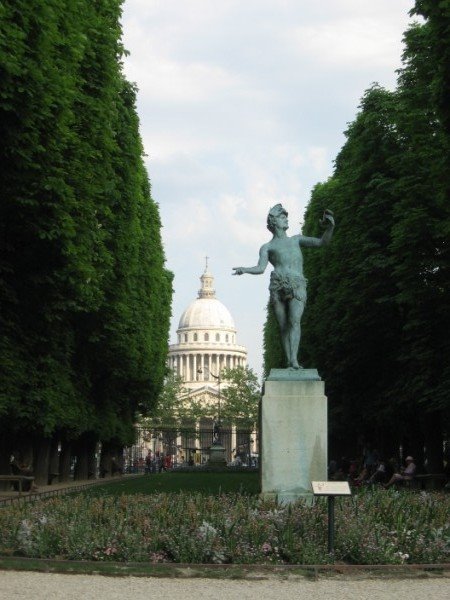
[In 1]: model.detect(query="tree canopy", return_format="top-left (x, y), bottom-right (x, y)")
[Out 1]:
top-left (220, 366), bottom-right (261, 428)
top-left (145, 366), bottom-right (261, 430)
top-left (0, 0), bottom-right (172, 468)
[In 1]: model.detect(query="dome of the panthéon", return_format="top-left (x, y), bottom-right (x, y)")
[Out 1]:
top-left (178, 267), bottom-right (235, 331)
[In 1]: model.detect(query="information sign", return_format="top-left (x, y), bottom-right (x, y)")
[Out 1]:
top-left (311, 481), bottom-right (351, 554)
top-left (311, 481), bottom-right (351, 496)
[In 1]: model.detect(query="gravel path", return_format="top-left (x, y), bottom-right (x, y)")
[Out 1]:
top-left (0, 571), bottom-right (449, 600)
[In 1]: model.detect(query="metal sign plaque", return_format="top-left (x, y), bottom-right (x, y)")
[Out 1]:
top-left (311, 481), bottom-right (351, 496)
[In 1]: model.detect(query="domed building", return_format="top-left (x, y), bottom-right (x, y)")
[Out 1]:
top-left (128, 262), bottom-right (255, 470)
top-left (168, 263), bottom-right (247, 390)
top-left (166, 262), bottom-right (251, 465)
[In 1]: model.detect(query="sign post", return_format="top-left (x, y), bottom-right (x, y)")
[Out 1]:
top-left (311, 481), bottom-right (351, 555)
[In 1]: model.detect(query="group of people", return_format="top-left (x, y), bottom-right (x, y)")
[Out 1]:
top-left (144, 451), bottom-right (172, 474)
top-left (329, 450), bottom-right (417, 489)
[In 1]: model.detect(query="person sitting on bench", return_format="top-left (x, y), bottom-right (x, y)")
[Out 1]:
top-left (10, 454), bottom-right (36, 491)
top-left (384, 456), bottom-right (416, 488)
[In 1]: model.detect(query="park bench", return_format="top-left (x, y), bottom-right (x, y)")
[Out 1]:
top-left (0, 474), bottom-right (35, 496)
top-left (403, 474), bottom-right (448, 491)
top-left (412, 474), bottom-right (448, 491)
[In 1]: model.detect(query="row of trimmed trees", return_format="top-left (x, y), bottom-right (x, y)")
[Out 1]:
top-left (264, 1), bottom-right (450, 469)
top-left (0, 1), bottom-right (172, 484)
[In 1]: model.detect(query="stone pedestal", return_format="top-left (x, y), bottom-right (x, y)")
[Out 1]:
top-left (208, 443), bottom-right (227, 466)
top-left (261, 369), bottom-right (327, 503)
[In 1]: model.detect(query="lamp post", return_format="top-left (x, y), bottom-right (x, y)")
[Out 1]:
top-left (197, 366), bottom-right (221, 444)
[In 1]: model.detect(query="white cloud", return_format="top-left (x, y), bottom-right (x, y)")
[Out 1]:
top-left (307, 146), bottom-right (329, 176)
top-left (127, 57), bottom-right (244, 104)
top-left (286, 18), bottom-right (406, 70)
top-left (142, 133), bottom-right (217, 163)
top-left (163, 197), bottom-right (210, 240)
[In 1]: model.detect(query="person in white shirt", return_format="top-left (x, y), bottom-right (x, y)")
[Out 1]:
top-left (384, 456), bottom-right (416, 488)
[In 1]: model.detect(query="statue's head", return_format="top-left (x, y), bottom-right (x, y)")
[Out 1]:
top-left (267, 204), bottom-right (288, 232)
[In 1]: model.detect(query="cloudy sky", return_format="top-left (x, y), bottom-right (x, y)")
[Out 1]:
top-left (121, 0), bottom-right (415, 378)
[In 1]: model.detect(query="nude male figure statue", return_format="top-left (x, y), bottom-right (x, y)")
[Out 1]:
top-left (233, 204), bottom-right (334, 369)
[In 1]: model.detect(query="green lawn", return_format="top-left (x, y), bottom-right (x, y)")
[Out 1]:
top-left (82, 471), bottom-right (260, 496)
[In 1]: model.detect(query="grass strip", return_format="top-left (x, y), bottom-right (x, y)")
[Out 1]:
top-left (77, 471), bottom-right (260, 497)
top-left (0, 556), bottom-right (448, 580)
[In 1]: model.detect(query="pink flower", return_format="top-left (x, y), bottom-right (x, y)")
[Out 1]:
top-left (261, 542), bottom-right (272, 554)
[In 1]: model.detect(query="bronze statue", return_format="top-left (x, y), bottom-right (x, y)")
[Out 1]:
top-left (233, 204), bottom-right (334, 369)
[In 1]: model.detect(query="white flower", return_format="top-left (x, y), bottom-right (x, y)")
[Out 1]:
top-left (396, 551), bottom-right (409, 562)
top-left (197, 521), bottom-right (218, 540)
top-left (17, 520), bottom-right (33, 550)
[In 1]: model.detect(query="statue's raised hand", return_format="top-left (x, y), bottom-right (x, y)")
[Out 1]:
top-left (320, 209), bottom-right (335, 227)
top-left (232, 267), bottom-right (245, 276)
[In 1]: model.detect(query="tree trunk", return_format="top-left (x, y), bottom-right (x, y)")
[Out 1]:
top-left (88, 440), bottom-right (99, 479)
top-left (401, 415), bottom-right (425, 473)
top-left (21, 439), bottom-right (34, 468)
top-left (423, 411), bottom-right (444, 473)
top-left (376, 426), bottom-right (398, 464)
top-left (48, 435), bottom-right (60, 484)
top-left (116, 446), bottom-right (124, 475)
top-left (59, 439), bottom-right (72, 482)
top-left (329, 432), bottom-right (354, 464)
top-left (0, 431), bottom-right (13, 491)
top-left (74, 437), bottom-right (89, 480)
top-left (33, 436), bottom-right (51, 486)
top-left (100, 441), bottom-right (113, 478)
top-left (74, 432), bottom-right (98, 480)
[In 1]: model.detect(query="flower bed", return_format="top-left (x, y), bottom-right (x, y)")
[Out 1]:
top-left (0, 488), bottom-right (449, 564)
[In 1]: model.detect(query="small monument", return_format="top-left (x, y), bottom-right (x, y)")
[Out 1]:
top-left (207, 420), bottom-right (227, 466)
top-left (197, 367), bottom-right (228, 467)
top-left (233, 205), bottom-right (334, 501)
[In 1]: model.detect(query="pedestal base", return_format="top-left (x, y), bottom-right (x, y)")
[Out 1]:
top-left (261, 368), bottom-right (327, 503)
top-left (208, 443), bottom-right (227, 466)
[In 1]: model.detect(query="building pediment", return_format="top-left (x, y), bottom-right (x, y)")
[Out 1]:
top-left (187, 385), bottom-right (219, 399)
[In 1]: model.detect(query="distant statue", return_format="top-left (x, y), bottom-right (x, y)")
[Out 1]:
top-left (212, 420), bottom-right (220, 443)
top-left (233, 204), bottom-right (334, 369)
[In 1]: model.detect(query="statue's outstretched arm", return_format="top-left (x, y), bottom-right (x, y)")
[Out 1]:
top-left (300, 209), bottom-right (335, 248)
top-left (233, 245), bottom-right (269, 275)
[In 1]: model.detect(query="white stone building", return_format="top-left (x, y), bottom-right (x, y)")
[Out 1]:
top-left (168, 263), bottom-right (247, 403)
top-left (127, 263), bottom-right (256, 469)
top-left (166, 263), bottom-right (253, 464)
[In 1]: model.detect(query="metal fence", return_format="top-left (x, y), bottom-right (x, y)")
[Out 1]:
top-left (125, 424), bottom-right (258, 472)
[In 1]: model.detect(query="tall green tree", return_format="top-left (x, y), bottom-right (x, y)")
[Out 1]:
top-left (143, 372), bottom-right (210, 428)
top-left (0, 0), bottom-right (172, 478)
top-left (220, 366), bottom-right (261, 428)
top-left (387, 10), bottom-right (450, 467)
top-left (300, 86), bottom-right (404, 458)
